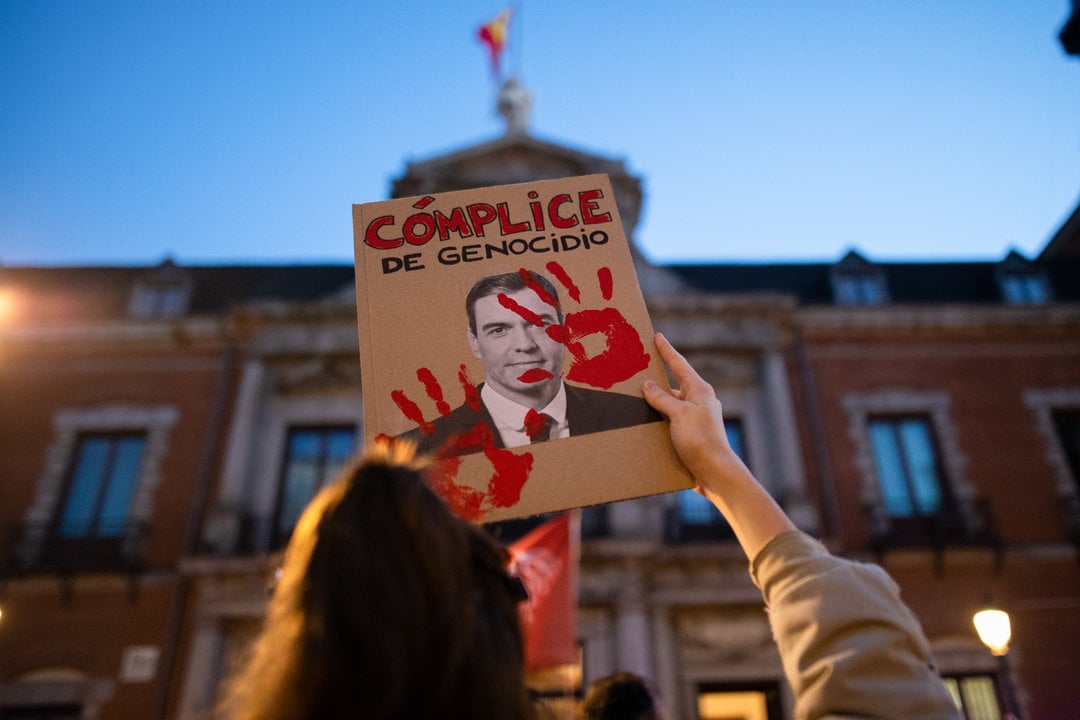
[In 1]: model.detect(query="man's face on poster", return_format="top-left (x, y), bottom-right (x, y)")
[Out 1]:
top-left (467, 287), bottom-right (566, 407)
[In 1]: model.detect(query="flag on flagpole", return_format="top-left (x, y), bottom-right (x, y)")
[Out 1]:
top-left (508, 511), bottom-right (579, 672)
top-left (477, 7), bottom-right (514, 81)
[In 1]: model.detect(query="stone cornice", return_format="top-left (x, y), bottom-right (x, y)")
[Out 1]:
top-left (646, 292), bottom-right (797, 317)
top-left (0, 317), bottom-right (225, 346)
top-left (797, 302), bottom-right (1080, 332)
top-left (647, 293), bottom-right (797, 350)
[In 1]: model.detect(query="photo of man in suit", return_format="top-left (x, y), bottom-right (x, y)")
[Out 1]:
top-left (398, 269), bottom-right (662, 457)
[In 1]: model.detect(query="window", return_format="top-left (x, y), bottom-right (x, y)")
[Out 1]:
top-left (999, 273), bottom-right (1049, 305)
top-left (55, 433), bottom-right (147, 538)
top-left (0, 672), bottom-right (114, 720)
top-left (18, 405), bottom-right (176, 573)
top-left (864, 414), bottom-right (988, 547)
top-left (43, 432), bottom-right (148, 571)
top-left (830, 250), bottom-right (888, 306)
top-left (942, 673), bottom-right (1003, 720)
top-left (1024, 390), bottom-right (1080, 543)
top-left (834, 274), bottom-right (887, 305)
top-left (864, 414), bottom-right (967, 548)
top-left (128, 283), bottom-right (191, 317)
top-left (845, 391), bottom-right (988, 550)
top-left (669, 420), bottom-right (745, 541)
top-left (127, 259), bottom-right (192, 318)
top-left (1053, 410), bottom-right (1080, 493)
top-left (868, 416), bottom-right (949, 519)
top-left (272, 426), bottom-right (357, 546)
top-left (697, 682), bottom-right (783, 720)
top-left (579, 505), bottom-right (609, 539)
top-left (996, 250), bottom-right (1051, 306)
top-left (1053, 409), bottom-right (1080, 543)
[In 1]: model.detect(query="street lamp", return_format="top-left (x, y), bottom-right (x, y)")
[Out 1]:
top-left (973, 606), bottom-right (1020, 720)
top-left (973, 608), bottom-right (1010, 656)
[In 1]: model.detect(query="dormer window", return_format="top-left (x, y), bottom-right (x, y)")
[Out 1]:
top-left (831, 250), bottom-right (888, 306)
top-left (996, 250), bottom-right (1051, 306)
top-left (1000, 274), bottom-right (1050, 304)
top-left (128, 260), bottom-right (192, 318)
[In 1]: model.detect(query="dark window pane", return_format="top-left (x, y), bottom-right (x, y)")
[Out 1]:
top-left (678, 490), bottom-right (717, 524)
top-left (942, 677), bottom-right (962, 710)
top-left (898, 419), bottom-right (941, 514)
top-left (325, 429), bottom-right (356, 465)
top-left (960, 675), bottom-right (1001, 720)
top-left (1001, 274), bottom-right (1048, 305)
top-left (941, 673), bottom-right (1002, 720)
top-left (276, 426), bottom-right (357, 538)
top-left (59, 437), bottom-right (111, 536)
top-left (678, 421), bottom-right (745, 526)
top-left (868, 416), bottom-right (945, 519)
top-left (870, 422), bottom-right (913, 517)
top-left (58, 433), bottom-right (146, 538)
top-left (1054, 410), bottom-right (1080, 494)
top-left (97, 436), bottom-right (146, 535)
top-left (836, 275), bottom-right (886, 305)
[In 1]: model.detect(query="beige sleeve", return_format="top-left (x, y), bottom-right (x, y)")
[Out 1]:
top-left (749, 531), bottom-right (960, 720)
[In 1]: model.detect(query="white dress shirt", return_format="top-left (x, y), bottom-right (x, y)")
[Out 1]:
top-left (481, 382), bottom-right (570, 448)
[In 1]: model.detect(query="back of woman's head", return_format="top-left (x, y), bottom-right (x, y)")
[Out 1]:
top-left (582, 672), bottom-right (665, 720)
top-left (221, 441), bottom-right (533, 720)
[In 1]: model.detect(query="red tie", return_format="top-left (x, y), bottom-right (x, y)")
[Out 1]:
top-left (524, 410), bottom-right (555, 443)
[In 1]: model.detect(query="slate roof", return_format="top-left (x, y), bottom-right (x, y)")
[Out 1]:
top-left (667, 259), bottom-right (1080, 304)
top-left (0, 264), bottom-right (356, 323)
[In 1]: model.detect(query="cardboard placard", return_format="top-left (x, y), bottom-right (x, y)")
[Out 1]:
top-left (352, 174), bottom-right (693, 522)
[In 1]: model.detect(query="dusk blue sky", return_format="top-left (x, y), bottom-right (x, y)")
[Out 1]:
top-left (2, 1), bottom-right (1077, 266)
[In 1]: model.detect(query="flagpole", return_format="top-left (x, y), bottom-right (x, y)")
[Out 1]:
top-left (511, 2), bottom-right (522, 80)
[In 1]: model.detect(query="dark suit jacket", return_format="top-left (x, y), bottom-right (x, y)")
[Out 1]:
top-left (397, 382), bottom-right (663, 458)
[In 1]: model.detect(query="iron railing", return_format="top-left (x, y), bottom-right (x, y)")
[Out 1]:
top-left (2, 521), bottom-right (149, 578)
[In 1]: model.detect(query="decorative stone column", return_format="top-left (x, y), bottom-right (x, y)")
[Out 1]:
top-left (762, 349), bottom-right (818, 533)
top-left (614, 560), bottom-right (654, 678)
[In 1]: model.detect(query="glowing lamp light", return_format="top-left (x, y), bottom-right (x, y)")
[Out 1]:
top-left (0, 287), bottom-right (23, 324)
top-left (973, 607), bottom-right (1011, 656)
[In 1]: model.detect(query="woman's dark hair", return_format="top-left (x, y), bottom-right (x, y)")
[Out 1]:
top-left (582, 671), bottom-right (663, 720)
top-left (219, 440), bottom-right (534, 720)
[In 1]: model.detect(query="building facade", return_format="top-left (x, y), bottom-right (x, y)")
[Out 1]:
top-left (3, 81), bottom-right (1080, 720)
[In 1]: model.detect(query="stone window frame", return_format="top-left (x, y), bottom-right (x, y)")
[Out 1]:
top-left (230, 393), bottom-right (363, 554)
top-left (20, 405), bottom-right (178, 566)
top-left (0, 669), bottom-right (115, 720)
top-left (1024, 388), bottom-right (1080, 538)
top-left (842, 390), bottom-right (978, 538)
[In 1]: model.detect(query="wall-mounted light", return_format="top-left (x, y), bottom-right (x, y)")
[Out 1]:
top-left (973, 604), bottom-right (1021, 719)
top-left (973, 607), bottom-right (1011, 656)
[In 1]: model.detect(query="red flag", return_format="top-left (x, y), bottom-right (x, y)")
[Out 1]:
top-left (508, 512), bottom-right (579, 672)
top-left (477, 7), bottom-right (513, 80)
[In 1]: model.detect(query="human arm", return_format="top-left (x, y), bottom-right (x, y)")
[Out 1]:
top-left (643, 332), bottom-right (959, 719)
top-left (641, 332), bottom-right (796, 561)
top-left (751, 532), bottom-right (959, 719)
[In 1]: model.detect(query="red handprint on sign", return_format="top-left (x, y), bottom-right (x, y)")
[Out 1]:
top-left (382, 365), bottom-right (534, 521)
top-left (386, 263), bottom-right (656, 520)
top-left (535, 261), bottom-right (651, 388)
